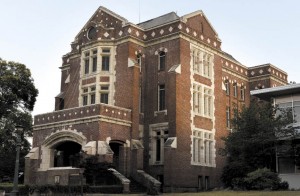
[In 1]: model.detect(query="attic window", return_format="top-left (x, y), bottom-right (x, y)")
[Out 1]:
top-left (87, 26), bottom-right (97, 40)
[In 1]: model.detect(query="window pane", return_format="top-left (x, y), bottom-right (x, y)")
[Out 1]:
top-left (159, 85), bottom-right (165, 110)
top-left (159, 52), bottom-right (165, 70)
top-left (92, 57), bottom-right (97, 72)
top-left (90, 94), bottom-right (95, 104)
top-left (85, 59), bottom-right (89, 74)
top-left (102, 48), bottom-right (110, 53)
top-left (156, 137), bottom-right (161, 161)
top-left (100, 93), bottom-right (109, 104)
top-left (102, 56), bottom-right (110, 71)
top-left (83, 95), bottom-right (88, 106)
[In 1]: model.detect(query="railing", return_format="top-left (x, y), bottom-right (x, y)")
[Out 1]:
top-left (34, 104), bottom-right (131, 126)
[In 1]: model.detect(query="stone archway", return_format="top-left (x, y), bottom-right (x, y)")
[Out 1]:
top-left (109, 140), bottom-right (125, 172)
top-left (39, 129), bottom-right (87, 171)
top-left (54, 141), bottom-right (82, 167)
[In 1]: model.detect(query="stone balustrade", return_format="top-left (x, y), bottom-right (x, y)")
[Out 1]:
top-left (34, 104), bottom-right (132, 126)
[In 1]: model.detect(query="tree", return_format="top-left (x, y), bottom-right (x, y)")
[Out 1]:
top-left (221, 101), bottom-right (296, 187)
top-left (0, 58), bottom-right (38, 178)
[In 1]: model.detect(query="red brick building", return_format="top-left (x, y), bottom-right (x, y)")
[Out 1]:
top-left (25, 6), bottom-right (288, 192)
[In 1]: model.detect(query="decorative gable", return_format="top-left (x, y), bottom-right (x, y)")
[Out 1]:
top-left (181, 11), bottom-right (221, 42)
top-left (74, 6), bottom-right (128, 44)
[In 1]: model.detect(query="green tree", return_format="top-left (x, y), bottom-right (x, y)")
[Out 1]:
top-left (0, 58), bottom-right (38, 179)
top-left (221, 101), bottom-right (296, 187)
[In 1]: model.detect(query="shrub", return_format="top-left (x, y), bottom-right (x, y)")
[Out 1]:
top-left (221, 161), bottom-right (250, 188)
top-left (243, 168), bottom-right (289, 190)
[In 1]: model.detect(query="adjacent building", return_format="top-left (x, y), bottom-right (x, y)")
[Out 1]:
top-left (251, 83), bottom-right (300, 189)
top-left (25, 6), bottom-right (288, 192)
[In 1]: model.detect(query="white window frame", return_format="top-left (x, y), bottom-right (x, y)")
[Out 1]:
top-left (82, 48), bottom-right (98, 75)
top-left (149, 123), bottom-right (169, 165)
top-left (137, 53), bottom-right (142, 72)
top-left (192, 48), bottom-right (213, 79)
top-left (81, 86), bottom-right (96, 106)
top-left (226, 107), bottom-right (230, 128)
top-left (240, 86), bottom-right (245, 101)
top-left (100, 84), bottom-right (109, 104)
top-left (192, 129), bottom-right (215, 167)
top-left (225, 81), bottom-right (230, 95)
top-left (193, 83), bottom-right (213, 118)
top-left (233, 83), bottom-right (237, 97)
top-left (158, 84), bottom-right (166, 111)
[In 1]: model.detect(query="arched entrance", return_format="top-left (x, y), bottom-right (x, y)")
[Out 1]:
top-left (54, 141), bottom-right (81, 167)
top-left (39, 129), bottom-right (87, 171)
top-left (109, 141), bottom-right (124, 171)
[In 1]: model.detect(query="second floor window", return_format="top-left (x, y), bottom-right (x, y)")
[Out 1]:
top-left (233, 84), bottom-right (237, 97)
top-left (159, 52), bottom-right (166, 71)
top-left (240, 87), bottom-right (245, 101)
top-left (226, 107), bottom-right (230, 128)
top-left (225, 81), bottom-right (230, 95)
top-left (102, 56), bottom-right (110, 71)
top-left (100, 85), bottom-right (109, 104)
top-left (158, 84), bottom-right (166, 111)
top-left (193, 83), bottom-right (213, 118)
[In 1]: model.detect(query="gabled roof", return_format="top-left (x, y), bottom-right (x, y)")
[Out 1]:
top-left (75, 6), bottom-right (128, 39)
top-left (137, 12), bottom-right (179, 30)
top-left (223, 51), bottom-right (241, 64)
top-left (181, 10), bottom-right (220, 40)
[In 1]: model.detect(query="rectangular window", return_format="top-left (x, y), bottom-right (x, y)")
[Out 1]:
top-left (156, 132), bottom-right (161, 161)
top-left (158, 84), bottom-right (166, 111)
top-left (203, 54), bottom-right (211, 77)
top-left (204, 88), bottom-right (212, 117)
top-left (159, 52), bottom-right (165, 71)
top-left (83, 95), bottom-right (88, 106)
top-left (233, 84), bottom-right (237, 97)
top-left (225, 81), bottom-right (230, 95)
top-left (240, 87), bottom-right (245, 100)
top-left (90, 93), bottom-right (95, 104)
top-left (192, 48), bottom-right (213, 78)
top-left (100, 93), bottom-right (109, 104)
top-left (226, 107), bottom-right (230, 128)
top-left (193, 83), bottom-right (213, 118)
top-left (92, 56), bottom-right (97, 72)
top-left (84, 59), bottom-right (89, 74)
top-left (152, 128), bottom-right (168, 164)
top-left (139, 87), bottom-right (142, 113)
top-left (102, 48), bottom-right (110, 53)
top-left (192, 129), bottom-right (214, 166)
top-left (102, 56), bottom-right (110, 71)
top-left (193, 84), bottom-right (202, 114)
top-left (198, 176), bottom-right (203, 191)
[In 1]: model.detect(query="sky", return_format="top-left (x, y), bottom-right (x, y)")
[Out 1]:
top-left (1, 0), bottom-right (300, 116)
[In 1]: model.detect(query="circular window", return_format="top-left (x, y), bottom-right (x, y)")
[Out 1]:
top-left (87, 26), bottom-right (97, 40)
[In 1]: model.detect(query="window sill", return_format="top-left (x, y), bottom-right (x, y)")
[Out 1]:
top-left (192, 72), bottom-right (212, 80)
top-left (191, 162), bottom-right (216, 167)
top-left (193, 113), bottom-right (213, 120)
top-left (154, 110), bottom-right (167, 116)
top-left (151, 161), bottom-right (164, 166)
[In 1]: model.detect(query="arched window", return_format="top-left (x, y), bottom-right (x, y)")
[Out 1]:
top-left (240, 86), bottom-right (245, 101)
top-left (159, 51), bottom-right (166, 71)
top-left (137, 53), bottom-right (142, 72)
top-left (225, 80), bottom-right (230, 95)
top-left (233, 83), bottom-right (237, 97)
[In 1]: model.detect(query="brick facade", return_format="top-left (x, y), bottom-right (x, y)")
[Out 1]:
top-left (25, 6), bottom-right (288, 192)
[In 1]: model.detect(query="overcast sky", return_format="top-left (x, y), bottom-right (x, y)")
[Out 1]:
top-left (1, 0), bottom-right (300, 116)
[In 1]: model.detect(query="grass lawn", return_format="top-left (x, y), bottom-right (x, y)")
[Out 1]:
top-left (162, 191), bottom-right (300, 196)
